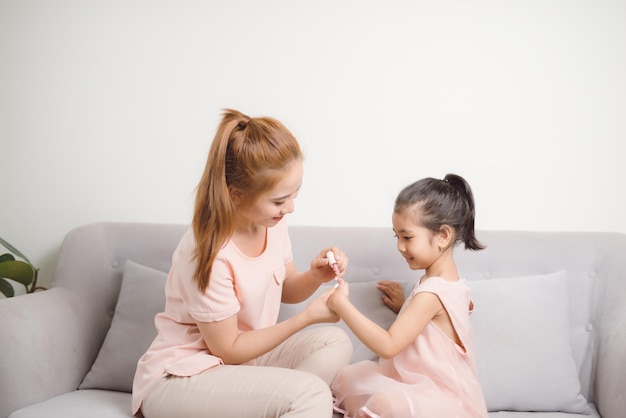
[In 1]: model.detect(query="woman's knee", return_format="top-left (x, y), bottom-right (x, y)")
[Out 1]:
top-left (316, 325), bottom-right (351, 343)
top-left (312, 326), bottom-right (353, 359)
top-left (297, 327), bottom-right (353, 385)
top-left (285, 372), bottom-right (334, 416)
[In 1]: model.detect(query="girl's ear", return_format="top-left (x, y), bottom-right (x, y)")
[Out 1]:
top-left (438, 225), bottom-right (453, 250)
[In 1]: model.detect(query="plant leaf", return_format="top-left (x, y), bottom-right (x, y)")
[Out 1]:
top-left (0, 260), bottom-right (35, 286)
top-left (0, 277), bottom-right (15, 298)
top-left (0, 237), bottom-right (32, 264)
top-left (0, 253), bottom-right (16, 263)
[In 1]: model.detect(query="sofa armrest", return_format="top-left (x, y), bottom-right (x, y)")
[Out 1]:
top-left (594, 239), bottom-right (626, 418)
top-left (595, 312), bottom-right (626, 418)
top-left (0, 289), bottom-right (96, 417)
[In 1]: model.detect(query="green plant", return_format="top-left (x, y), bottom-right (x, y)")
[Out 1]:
top-left (0, 237), bottom-right (42, 298)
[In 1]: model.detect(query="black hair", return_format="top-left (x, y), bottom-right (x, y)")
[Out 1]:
top-left (394, 173), bottom-right (485, 251)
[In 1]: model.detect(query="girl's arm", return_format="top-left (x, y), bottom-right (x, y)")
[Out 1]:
top-left (281, 247), bottom-right (348, 304)
top-left (198, 287), bottom-right (339, 364)
top-left (328, 279), bottom-right (442, 359)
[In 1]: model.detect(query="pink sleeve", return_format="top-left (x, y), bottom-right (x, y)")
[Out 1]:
top-left (178, 254), bottom-right (240, 324)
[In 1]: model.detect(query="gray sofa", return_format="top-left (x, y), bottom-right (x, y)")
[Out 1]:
top-left (1, 222), bottom-right (625, 418)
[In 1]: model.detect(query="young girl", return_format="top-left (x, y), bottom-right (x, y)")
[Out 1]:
top-left (132, 109), bottom-right (353, 418)
top-left (328, 174), bottom-right (488, 418)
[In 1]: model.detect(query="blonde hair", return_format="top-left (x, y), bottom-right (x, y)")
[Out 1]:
top-left (192, 109), bottom-right (302, 292)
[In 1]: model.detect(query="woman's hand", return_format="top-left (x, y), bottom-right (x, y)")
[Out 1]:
top-left (301, 287), bottom-right (340, 325)
top-left (309, 247), bottom-right (349, 283)
top-left (377, 280), bottom-right (405, 314)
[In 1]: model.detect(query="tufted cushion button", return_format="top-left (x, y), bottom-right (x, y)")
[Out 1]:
top-left (372, 268), bottom-right (380, 275)
top-left (111, 260), bottom-right (119, 268)
top-left (588, 270), bottom-right (596, 279)
top-left (585, 323), bottom-right (593, 332)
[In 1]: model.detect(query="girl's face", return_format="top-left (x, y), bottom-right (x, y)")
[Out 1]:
top-left (237, 159), bottom-right (303, 229)
top-left (392, 209), bottom-right (441, 271)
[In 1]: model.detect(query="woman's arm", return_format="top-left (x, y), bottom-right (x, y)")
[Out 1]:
top-left (328, 279), bottom-right (441, 359)
top-left (198, 287), bottom-right (339, 364)
top-left (281, 247), bottom-right (348, 304)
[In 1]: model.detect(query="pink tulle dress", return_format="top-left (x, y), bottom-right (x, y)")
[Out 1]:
top-left (331, 277), bottom-right (488, 418)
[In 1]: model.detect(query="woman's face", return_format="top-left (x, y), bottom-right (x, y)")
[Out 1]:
top-left (236, 159), bottom-right (303, 228)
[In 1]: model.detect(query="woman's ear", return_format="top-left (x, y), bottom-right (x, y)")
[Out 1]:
top-left (230, 188), bottom-right (243, 205)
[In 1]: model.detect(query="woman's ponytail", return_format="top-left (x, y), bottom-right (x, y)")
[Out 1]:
top-left (192, 110), bottom-right (251, 292)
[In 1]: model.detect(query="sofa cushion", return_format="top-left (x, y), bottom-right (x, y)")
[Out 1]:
top-left (9, 390), bottom-right (133, 418)
top-left (467, 271), bottom-right (588, 413)
top-left (79, 261), bottom-right (167, 392)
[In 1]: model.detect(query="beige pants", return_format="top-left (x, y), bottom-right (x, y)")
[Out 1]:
top-left (142, 326), bottom-right (352, 418)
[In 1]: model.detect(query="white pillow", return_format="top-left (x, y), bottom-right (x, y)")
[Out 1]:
top-left (467, 271), bottom-right (589, 413)
top-left (79, 260), bottom-right (167, 392)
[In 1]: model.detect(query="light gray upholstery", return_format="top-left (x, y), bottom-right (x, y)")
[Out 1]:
top-left (0, 222), bottom-right (624, 418)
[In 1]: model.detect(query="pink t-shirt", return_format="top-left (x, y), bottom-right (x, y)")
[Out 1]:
top-left (131, 219), bottom-right (293, 414)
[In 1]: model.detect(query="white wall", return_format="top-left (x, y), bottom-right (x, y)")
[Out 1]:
top-left (2, 0), bottom-right (625, 290)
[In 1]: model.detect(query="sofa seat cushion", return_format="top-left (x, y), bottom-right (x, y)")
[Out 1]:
top-left (487, 404), bottom-right (599, 418)
top-left (9, 390), bottom-right (133, 418)
top-left (7, 390), bottom-right (598, 418)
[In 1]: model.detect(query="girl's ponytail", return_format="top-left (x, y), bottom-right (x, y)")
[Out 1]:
top-left (443, 174), bottom-right (485, 251)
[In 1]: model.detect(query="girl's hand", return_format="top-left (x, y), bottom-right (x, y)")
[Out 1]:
top-left (310, 247), bottom-right (349, 283)
top-left (327, 278), bottom-right (350, 313)
top-left (377, 280), bottom-right (405, 314)
top-left (301, 287), bottom-right (340, 325)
